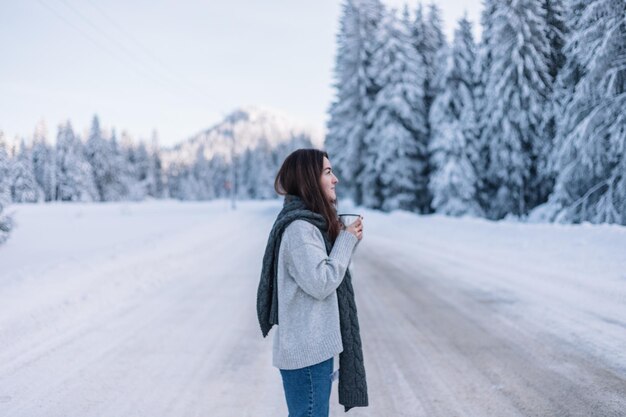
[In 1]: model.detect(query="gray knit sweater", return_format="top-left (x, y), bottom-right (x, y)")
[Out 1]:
top-left (272, 219), bottom-right (358, 370)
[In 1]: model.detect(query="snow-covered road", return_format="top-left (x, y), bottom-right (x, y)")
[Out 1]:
top-left (1, 200), bottom-right (625, 416)
top-left (352, 237), bottom-right (626, 416)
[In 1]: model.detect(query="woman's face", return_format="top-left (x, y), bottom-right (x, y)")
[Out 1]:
top-left (320, 157), bottom-right (339, 202)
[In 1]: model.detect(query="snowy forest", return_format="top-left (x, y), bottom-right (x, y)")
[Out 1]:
top-left (0, 0), bottom-right (625, 244)
top-left (327, 0), bottom-right (625, 225)
top-left (0, 109), bottom-right (315, 244)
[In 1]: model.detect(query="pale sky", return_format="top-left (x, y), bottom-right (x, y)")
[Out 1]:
top-left (0, 0), bottom-right (482, 146)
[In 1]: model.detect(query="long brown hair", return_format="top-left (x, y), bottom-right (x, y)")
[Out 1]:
top-left (275, 149), bottom-right (342, 242)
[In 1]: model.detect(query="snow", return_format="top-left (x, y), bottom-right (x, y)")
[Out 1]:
top-left (345, 201), bottom-right (626, 373)
top-left (1, 199), bottom-right (625, 415)
top-left (161, 106), bottom-right (323, 168)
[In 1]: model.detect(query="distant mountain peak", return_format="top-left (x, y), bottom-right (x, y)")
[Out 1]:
top-left (162, 106), bottom-right (322, 168)
top-left (218, 105), bottom-right (316, 132)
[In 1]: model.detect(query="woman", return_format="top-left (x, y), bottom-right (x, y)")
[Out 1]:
top-left (257, 148), bottom-right (369, 416)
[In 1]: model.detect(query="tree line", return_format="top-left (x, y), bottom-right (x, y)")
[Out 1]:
top-left (0, 114), bottom-right (314, 243)
top-left (0, 0), bottom-right (623, 240)
top-left (325, 0), bottom-right (625, 225)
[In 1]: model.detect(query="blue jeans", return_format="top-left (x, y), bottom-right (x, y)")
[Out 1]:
top-left (279, 357), bottom-right (334, 417)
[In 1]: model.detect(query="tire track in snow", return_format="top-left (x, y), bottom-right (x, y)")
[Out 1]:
top-left (336, 240), bottom-right (626, 416)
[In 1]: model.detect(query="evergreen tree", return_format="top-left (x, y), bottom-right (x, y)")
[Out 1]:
top-left (250, 137), bottom-right (279, 199)
top-left (148, 131), bottom-right (165, 198)
top-left (134, 142), bottom-right (152, 198)
top-left (429, 16), bottom-right (483, 216)
top-left (325, 0), bottom-right (384, 205)
top-left (474, 0), bottom-right (499, 211)
top-left (547, 0), bottom-right (626, 224)
top-left (165, 162), bottom-right (186, 200)
top-left (543, 0), bottom-right (567, 81)
top-left (11, 140), bottom-right (43, 203)
top-left (55, 121), bottom-right (98, 202)
top-left (410, 3), bottom-right (447, 130)
top-left (151, 149), bottom-right (165, 198)
top-left (236, 148), bottom-right (253, 200)
top-left (176, 167), bottom-right (201, 201)
top-left (534, 0), bottom-right (567, 208)
top-left (101, 129), bottom-right (131, 201)
top-left (31, 122), bottom-right (56, 202)
top-left (480, 0), bottom-right (552, 218)
top-left (422, 3), bottom-right (447, 112)
top-left (120, 132), bottom-right (144, 200)
top-left (194, 147), bottom-right (215, 200)
top-left (479, 0), bottom-right (498, 62)
top-left (84, 115), bottom-right (115, 201)
top-left (208, 154), bottom-right (230, 199)
top-left (0, 132), bottom-right (13, 244)
top-left (0, 134), bottom-right (12, 206)
top-left (361, 8), bottom-right (428, 211)
top-left (550, 0), bottom-right (586, 154)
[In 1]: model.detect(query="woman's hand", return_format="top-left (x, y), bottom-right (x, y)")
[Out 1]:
top-left (345, 216), bottom-right (363, 241)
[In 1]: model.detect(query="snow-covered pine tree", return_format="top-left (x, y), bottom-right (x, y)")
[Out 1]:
top-left (236, 148), bottom-right (253, 200)
top-left (55, 121), bottom-right (98, 202)
top-left (151, 149), bottom-right (165, 199)
top-left (148, 131), bottom-right (165, 198)
top-left (31, 122), bottom-right (56, 202)
top-left (180, 168), bottom-right (202, 201)
top-left (474, 0), bottom-right (499, 211)
top-left (247, 137), bottom-right (275, 199)
top-left (422, 3), bottom-right (447, 113)
top-left (84, 115), bottom-right (114, 201)
top-left (480, 0), bottom-right (552, 218)
top-left (167, 159), bottom-right (201, 201)
top-left (543, 0), bottom-right (567, 81)
top-left (119, 132), bottom-right (146, 201)
top-left (325, 0), bottom-right (384, 205)
top-left (101, 129), bottom-right (131, 201)
top-left (0, 132), bottom-right (12, 205)
top-left (428, 15), bottom-right (483, 216)
top-left (409, 3), bottom-right (447, 131)
top-left (476, 0), bottom-right (498, 105)
top-left (532, 0), bottom-right (567, 208)
top-left (479, 0), bottom-right (498, 65)
top-left (134, 142), bottom-right (152, 199)
top-left (208, 154), bottom-right (230, 199)
top-left (166, 143), bottom-right (221, 202)
top-left (0, 131), bottom-right (13, 244)
top-left (550, 0), bottom-right (586, 148)
top-left (193, 146), bottom-right (214, 200)
top-left (360, 7), bottom-right (429, 211)
top-left (165, 162), bottom-right (184, 200)
top-left (11, 140), bottom-right (43, 203)
top-left (538, 0), bottom-right (584, 199)
top-left (547, 0), bottom-right (626, 224)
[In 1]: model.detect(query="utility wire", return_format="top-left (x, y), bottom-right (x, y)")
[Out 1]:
top-left (53, 0), bottom-right (212, 104)
top-left (83, 0), bottom-right (214, 102)
top-left (35, 0), bottom-right (214, 107)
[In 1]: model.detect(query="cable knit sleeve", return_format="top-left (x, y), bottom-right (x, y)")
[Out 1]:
top-left (283, 220), bottom-right (358, 301)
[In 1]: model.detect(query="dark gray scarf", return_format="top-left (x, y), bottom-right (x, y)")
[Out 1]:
top-left (256, 195), bottom-right (368, 412)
